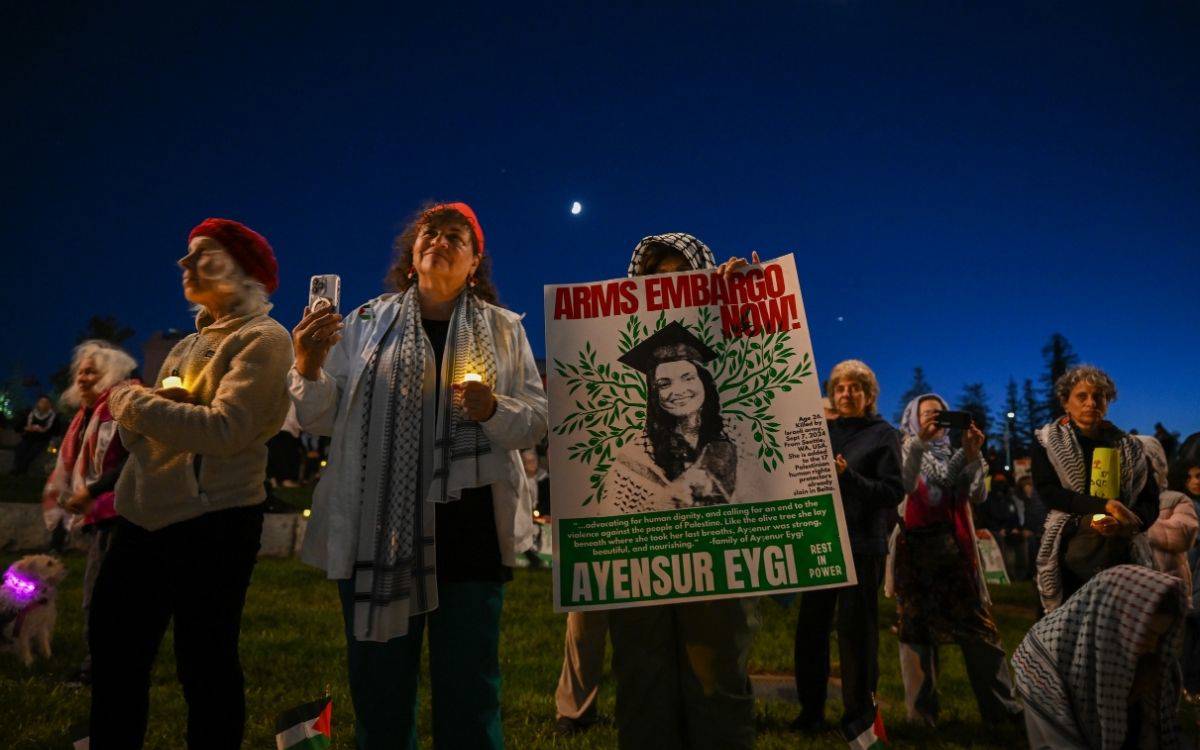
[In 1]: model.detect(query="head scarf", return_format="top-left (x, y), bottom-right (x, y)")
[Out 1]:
top-left (1013, 564), bottom-right (1184, 749)
top-left (627, 232), bottom-right (715, 277)
top-left (899, 393), bottom-right (950, 446)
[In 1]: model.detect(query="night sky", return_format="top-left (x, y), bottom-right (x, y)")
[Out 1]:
top-left (4, 2), bottom-right (1197, 435)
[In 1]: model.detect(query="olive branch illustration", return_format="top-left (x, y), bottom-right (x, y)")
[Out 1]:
top-left (553, 307), bottom-right (813, 505)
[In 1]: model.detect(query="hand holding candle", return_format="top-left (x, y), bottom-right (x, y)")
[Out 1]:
top-left (156, 375), bottom-right (192, 403)
top-left (455, 373), bottom-right (497, 421)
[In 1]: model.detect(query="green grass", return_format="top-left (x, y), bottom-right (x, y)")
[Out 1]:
top-left (2, 553), bottom-right (1047, 749)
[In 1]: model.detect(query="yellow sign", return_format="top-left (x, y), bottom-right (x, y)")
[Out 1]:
top-left (1090, 447), bottom-right (1120, 500)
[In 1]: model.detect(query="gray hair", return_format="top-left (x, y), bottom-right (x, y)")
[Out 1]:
top-left (60, 340), bottom-right (138, 409)
top-left (1054, 364), bottom-right (1117, 406)
top-left (826, 359), bottom-right (880, 415)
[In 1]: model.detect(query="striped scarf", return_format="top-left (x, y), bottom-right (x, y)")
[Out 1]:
top-left (1014, 564), bottom-right (1183, 749)
top-left (1035, 418), bottom-right (1151, 613)
top-left (350, 287), bottom-right (498, 642)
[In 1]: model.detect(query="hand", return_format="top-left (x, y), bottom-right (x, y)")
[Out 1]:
top-left (835, 454), bottom-right (847, 476)
top-left (962, 423), bottom-right (985, 461)
top-left (454, 380), bottom-right (497, 422)
top-left (1090, 514), bottom-right (1123, 536)
top-left (154, 387), bottom-right (193, 403)
top-left (65, 486), bottom-right (94, 515)
top-left (918, 418), bottom-right (942, 442)
top-left (1105, 499), bottom-right (1141, 530)
top-left (716, 251), bottom-right (761, 278)
top-left (292, 306), bottom-right (344, 380)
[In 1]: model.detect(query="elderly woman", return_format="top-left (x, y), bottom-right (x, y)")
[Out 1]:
top-left (1013, 565), bottom-right (1185, 749)
top-left (290, 202), bottom-right (546, 749)
top-left (893, 393), bottom-right (1021, 726)
top-left (41, 340), bottom-right (137, 684)
top-left (1033, 365), bottom-right (1159, 613)
top-left (88, 219), bottom-right (293, 748)
top-left (793, 360), bottom-right (903, 741)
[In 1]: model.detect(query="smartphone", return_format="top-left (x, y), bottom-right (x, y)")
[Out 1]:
top-left (308, 274), bottom-right (341, 314)
top-left (934, 410), bottom-right (974, 430)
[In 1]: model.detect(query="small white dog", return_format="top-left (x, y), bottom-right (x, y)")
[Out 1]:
top-left (1, 554), bottom-right (67, 666)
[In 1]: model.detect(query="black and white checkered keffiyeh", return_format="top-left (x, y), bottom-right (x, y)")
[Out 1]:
top-left (350, 286), bottom-right (498, 641)
top-left (1034, 419), bottom-right (1151, 613)
top-left (626, 232), bottom-right (716, 277)
top-left (1013, 564), bottom-right (1184, 749)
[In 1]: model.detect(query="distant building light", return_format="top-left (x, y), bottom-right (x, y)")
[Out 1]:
top-left (302, 508), bottom-right (312, 518)
top-left (1006, 412), bottom-right (1016, 419)
top-left (320, 460), bottom-right (328, 468)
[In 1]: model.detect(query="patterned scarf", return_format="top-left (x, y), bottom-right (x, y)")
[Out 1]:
top-left (41, 387), bottom-right (120, 530)
top-left (626, 232), bottom-right (716, 277)
top-left (1035, 418), bottom-right (1151, 613)
top-left (1013, 564), bottom-right (1183, 750)
top-left (899, 394), bottom-right (961, 490)
top-left (351, 287), bottom-right (498, 641)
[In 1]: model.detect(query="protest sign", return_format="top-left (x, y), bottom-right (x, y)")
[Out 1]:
top-left (976, 531), bottom-right (1011, 585)
top-left (544, 254), bottom-right (856, 611)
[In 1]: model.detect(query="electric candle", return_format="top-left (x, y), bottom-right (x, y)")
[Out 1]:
top-left (1092, 514), bottom-right (1107, 522)
top-left (463, 373), bottom-right (483, 383)
top-left (162, 376), bottom-right (184, 389)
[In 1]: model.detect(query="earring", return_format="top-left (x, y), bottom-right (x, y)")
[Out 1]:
top-left (407, 268), bottom-right (415, 280)
top-left (468, 276), bottom-right (477, 288)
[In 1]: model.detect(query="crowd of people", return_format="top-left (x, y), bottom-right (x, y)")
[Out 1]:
top-left (23, 203), bottom-right (1200, 749)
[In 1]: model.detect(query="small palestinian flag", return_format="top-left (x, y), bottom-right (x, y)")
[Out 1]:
top-left (275, 696), bottom-right (332, 750)
top-left (847, 707), bottom-right (888, 749)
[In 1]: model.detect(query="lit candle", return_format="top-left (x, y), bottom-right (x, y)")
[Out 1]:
top-left (302, 509), bottom-right (312, 518)
top-left (463, 373), bottom-right (483, 383)
top-left (1092, 513), bottom-right (1107, 522)
top-left (162, 376), bottom-right (184, 389)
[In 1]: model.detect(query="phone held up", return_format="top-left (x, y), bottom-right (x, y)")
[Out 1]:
top-left (308, 274), bottom-right (341, 314)
top-left (934, 410), bottom-right (974, 430)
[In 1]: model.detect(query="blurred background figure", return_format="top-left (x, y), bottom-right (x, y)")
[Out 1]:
top-left (266, 403), bottom-right (304, 488)
top-left (11, 394), bottom-right (58, 475)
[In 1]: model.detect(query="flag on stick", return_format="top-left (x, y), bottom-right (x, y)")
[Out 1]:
top-left (275, 696), bottom-right (332, 750)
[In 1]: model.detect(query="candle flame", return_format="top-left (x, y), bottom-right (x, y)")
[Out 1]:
top-left (1092, 514), bottom-right (1107, 522)
top-left (162, 376), bottom-right (184, 389)
top-left (463, 373), bottom-right (483, 383)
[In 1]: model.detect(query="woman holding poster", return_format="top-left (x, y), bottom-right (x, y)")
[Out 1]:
top-left (893, 393), bottom-right (1022, 726)
top-left (601, 233), bottom-right (760, 750)
top-left (289, 202), bottom-right (547, 749)
top-left (1032, 365), bottom-right (1159, 611)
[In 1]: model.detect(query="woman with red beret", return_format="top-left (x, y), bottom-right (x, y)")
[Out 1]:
top-left (87, 218), bottom-right (294, 748)
top-left (290, 202), bottom-right (547, 749)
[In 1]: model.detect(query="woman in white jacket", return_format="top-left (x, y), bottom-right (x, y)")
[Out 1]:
top-left (290, 202), bottom-right (547, 750)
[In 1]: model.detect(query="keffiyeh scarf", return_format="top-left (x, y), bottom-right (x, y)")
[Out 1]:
top-left (1013, 564), bottom-right (1184, 750)
top-left (1035, 419), bottom-right (1151, 613)
top-left (351, 287), bottom-right (498, 641)
top-left (626, 232), bottom-right (716, 277)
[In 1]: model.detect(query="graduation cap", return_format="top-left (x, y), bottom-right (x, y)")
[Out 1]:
top-left (618, 322), bottom-right (719, 376)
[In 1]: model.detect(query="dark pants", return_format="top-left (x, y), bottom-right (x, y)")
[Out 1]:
top-left (794, 552), bottom-right (883, 737)
top-left (608, 597), bottom-right (760, 750)
top-left (12, 434), bottom-right (50, 474)
top-left (88, 504), bottom-right (264, 749)
top-left (1185, 614), bottom-right (1200, 694)
top-left (338, 580), bottom-right (505, 750)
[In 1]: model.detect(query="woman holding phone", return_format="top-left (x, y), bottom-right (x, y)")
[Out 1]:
top-left (892, 393), bottom-right (1022, 727)
top-left (289, 202), bottom-right (547, 749)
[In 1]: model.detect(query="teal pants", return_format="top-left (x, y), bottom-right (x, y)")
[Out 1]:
top-left (337, 580), bottom-right (505, 750)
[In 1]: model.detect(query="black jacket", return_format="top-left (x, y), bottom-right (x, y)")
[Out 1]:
top-left (829, 415), bottom-right (905, 556)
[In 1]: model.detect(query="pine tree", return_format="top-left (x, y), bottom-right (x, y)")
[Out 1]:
top-left (1022, 378), bottom-right (1042, 447)
top-left (1002, 377), bottom-right (1024, 455)
top-left (956, 382), bottom-right (991, 435)
top-left (894, 366), bottom-right (933, 423)
top-left (1040, 333), bottom-right (1079, 420)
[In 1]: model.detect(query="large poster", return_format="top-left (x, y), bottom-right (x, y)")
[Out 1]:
top-left (545, 254), bottom-right (856, 611)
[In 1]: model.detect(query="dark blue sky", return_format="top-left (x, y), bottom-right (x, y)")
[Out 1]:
top-left (4, 2), bottom-right (1197, 435)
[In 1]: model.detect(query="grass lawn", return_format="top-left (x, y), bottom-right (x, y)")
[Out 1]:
top-left (2, 552), bottom-right (1046, 749)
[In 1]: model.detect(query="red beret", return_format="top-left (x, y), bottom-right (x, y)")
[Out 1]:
top-left (188, 218), bottom-right (279, 294)
top-left (422, 202), bottom-right (486, 257)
